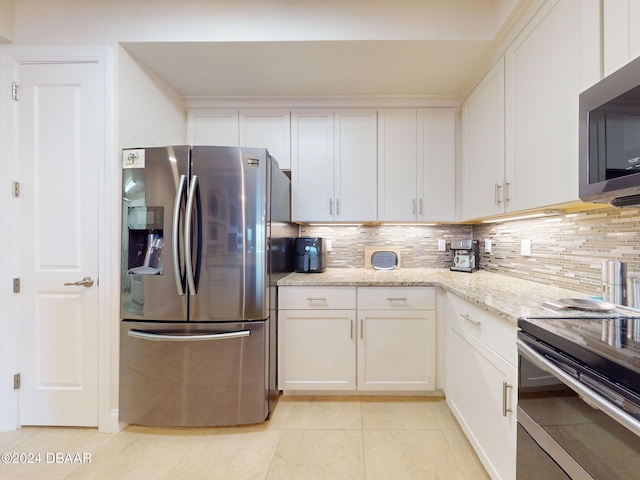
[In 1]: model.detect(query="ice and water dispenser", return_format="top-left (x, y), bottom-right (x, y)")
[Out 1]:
top-left (126, 206), bottom-right (165, 275)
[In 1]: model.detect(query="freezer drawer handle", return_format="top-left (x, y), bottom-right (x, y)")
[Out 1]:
top-left (128, 329), bottom-right (251, 342)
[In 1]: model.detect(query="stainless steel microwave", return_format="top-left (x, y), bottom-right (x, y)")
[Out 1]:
top-left (579, 55), bottom-right (640, 207)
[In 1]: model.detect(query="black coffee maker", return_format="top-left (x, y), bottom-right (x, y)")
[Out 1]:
top-left (294, 237), bottom-right (327, 273)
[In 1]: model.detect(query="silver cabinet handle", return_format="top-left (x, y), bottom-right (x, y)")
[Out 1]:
top-left (419, 198), bottom-right (423, 215)
top-left (502, 381), bottom-right (513, 417)
top-left (360, 319), bottom-right (364, 339)
top-left (350, 319), bottom-right (354, 340)
top-left (387, 297), bottom-right (408, 301)
top-left (128, 329), bottom-right (250, 342)
top-left (329, 198), bottom-right (333, 215)
top-left (412, 198), bottom-right (417, 215)
top-left (495, 183), bottom-right (502, 205)
top-left (306, 297), bottom-right (327, 301)
top-left (505, 182), bottom-right (511, 203)
top-left (460, 313), bottom-right (481, 326)
top-left (64, 276), bottom-right (94, 288)
top-left (336, 198), bottom-right (340, 216)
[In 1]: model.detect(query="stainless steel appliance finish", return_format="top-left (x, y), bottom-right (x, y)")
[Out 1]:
top-left (517, 316), bottom-right (640, 479)
top-left (119, 320), bottom-right (267, 427)
top-left (449, 239), bottom-right (479, 273)
top-left (120, 145), bottom-right (296, 427)
top-left (579, 54), bottom-right (640, 207)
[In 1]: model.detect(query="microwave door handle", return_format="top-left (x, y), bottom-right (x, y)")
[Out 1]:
top-left (517, 339), bottom-right (640, 437)
top-left (185, 175), bottom-right (199, 295)
top-left (172, 175), bottom-right (187, 295)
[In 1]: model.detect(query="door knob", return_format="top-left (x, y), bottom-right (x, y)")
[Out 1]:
top-left (64, 276), bottom-right (94, 288)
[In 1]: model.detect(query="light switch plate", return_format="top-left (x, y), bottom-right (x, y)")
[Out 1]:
top-left (484, 239), bottom-right (492, 253)
top-left (437, 239), bottom-right (446, 251)
top-left (521, 239), bottom-right (531, 256)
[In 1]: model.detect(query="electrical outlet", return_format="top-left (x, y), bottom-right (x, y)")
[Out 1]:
top-left (437, 239), bottom-right (446, 251)
top-left (521, 239), bottom-right (531, 256)
top-left (484, 239), bottom-right (492, 253)
top-left (325, 239), bottom-right (333, 252)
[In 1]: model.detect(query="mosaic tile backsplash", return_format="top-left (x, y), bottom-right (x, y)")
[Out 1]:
top-left (301, 206), bottom-right (640, 297)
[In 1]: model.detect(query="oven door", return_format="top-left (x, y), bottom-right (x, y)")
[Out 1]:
top-left (517, 335), bottom-right (640, 480)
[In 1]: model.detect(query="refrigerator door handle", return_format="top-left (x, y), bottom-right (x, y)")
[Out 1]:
top-left (172, 174), bottom-right (188, 296)
top-left (128, 329), bottom-right (251, 342)
top-left (185, 175), bottom-right (199, 295)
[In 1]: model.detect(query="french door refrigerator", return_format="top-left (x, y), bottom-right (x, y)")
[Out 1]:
top-left (119, 145), bottom-right (295, 427)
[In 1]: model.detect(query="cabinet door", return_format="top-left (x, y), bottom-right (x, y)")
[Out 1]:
top-left (188, 109), bottom-right (239, 145)
top-left (504, 0), bottom-right (590, 212)
top-left (377, 109), bottom-right (418, 221)
top-left (460, 59), bottom-right (505, 221)
top-left (417, 109), bottom-right (456, 222)
top-left (447, 321), bottom-right (517, 480)
top-left (278, 309), bottom-right (356, 391)
top-left (357, 309), bottom-right (435, 391)
top-left (239, 110), bottom-right (291, 170)
top-left (291, 110), bottom-right (334, 222)
top-left (334, 109), bottom-right (378, 221)
top-left (603, 0), bottom-right (640, 76)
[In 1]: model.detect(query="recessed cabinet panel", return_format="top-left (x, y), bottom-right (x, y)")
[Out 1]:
top-left (278, 309), bottom-right (356, 390)
top-left (460, 59), bottom-right (505, 221)
top-left (378, 109), bottom-right (418, 221)
top-left (291, 110), bottom-right (335, 222)
top-left (358, 310), bottom-right (435, 391)
top-left (334, 110), bottom-right (378, 221)
top-left (239, 110), bottom-right (291, 169)
top-left (188, 109), bottom-right (239, 146)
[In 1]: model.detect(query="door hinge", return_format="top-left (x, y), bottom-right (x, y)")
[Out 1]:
top-left (13, 278), bottom-right (20, 293)
top-left (11, 82), bottom-right (18, 101)
top-left (12, 181), bottom-right (20, 198)
top-left (13, 373), bottom-right (20, 390)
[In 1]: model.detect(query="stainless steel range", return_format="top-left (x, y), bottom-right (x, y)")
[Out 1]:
top-left (517, 315), bottom-right (640, 479)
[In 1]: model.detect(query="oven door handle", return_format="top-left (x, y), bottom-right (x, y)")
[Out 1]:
top-left (517, 339), bottom-right (640, 437)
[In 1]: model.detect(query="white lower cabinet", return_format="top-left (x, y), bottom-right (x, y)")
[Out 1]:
top-left (445, 293), bottom-right (517, 480)
top-left (278, 309), bottom-right (356, 390)
top-left (278, 286), bottom-right (435, 393)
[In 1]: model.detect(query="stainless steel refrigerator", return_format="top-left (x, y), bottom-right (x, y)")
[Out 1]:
top-left (119, 146), bottom-right (296, 427)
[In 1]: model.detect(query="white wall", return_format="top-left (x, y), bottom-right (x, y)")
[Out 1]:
top-left (0, 0), bottom-right (14, 43)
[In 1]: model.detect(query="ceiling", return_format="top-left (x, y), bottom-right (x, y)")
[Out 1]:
top-left (122, 39), bottom-right (493, 99)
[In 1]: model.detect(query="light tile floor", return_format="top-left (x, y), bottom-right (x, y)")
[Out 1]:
top-left (0, 396), bottom-right (490, 480)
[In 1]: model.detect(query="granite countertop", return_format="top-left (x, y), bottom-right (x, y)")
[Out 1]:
top-left (278, 268), bottom-right (636, 324)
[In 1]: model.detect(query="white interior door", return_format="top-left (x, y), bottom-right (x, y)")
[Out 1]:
top-left (16, 61), bottom-right (100, 426)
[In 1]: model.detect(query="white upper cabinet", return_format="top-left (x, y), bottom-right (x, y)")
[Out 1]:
top-left (378, 109), bottom-right (417, 221)
top-left (603, 0), bottom-right (640, 76)
top-left (239, 110), bottom-right (291, 169)
top-left (460, 59), bottom-right (506, 220)
top-left (460, 0), bottom-right (600, 221)
top-left (291, 109), bottom-right (377, 223)
top-left (188, 109), bottom-right (291, 169)
top-left (417, 109), bottom-right (456, 222)
top-left (504, 0), bottom-right (593, 212)
top-left (188, 109), bottom-right (239, 146)
top-left (379, 109), bottom-right (456, 222)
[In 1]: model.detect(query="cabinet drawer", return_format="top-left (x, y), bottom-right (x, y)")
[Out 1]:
top-left (446, 292), bottom-right (517, 366)
top-left (358, 287), bottom-right (435, 310)
top-left (279, 286), bottom-right (356, 310)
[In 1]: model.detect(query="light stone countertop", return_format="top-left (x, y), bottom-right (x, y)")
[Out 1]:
top-left (278, 268), bottom-right (634, 324)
